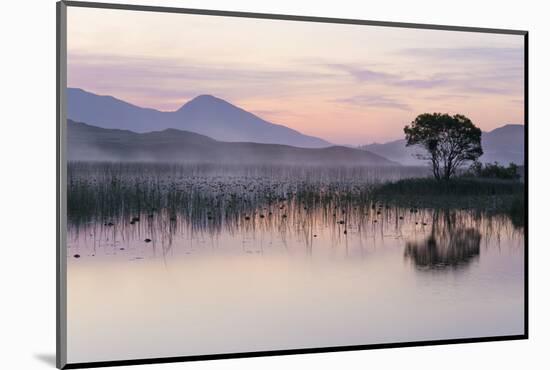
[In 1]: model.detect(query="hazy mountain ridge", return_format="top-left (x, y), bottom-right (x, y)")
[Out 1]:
top-left (362, 124), bottom-right (524, 166)
top-left (67, 88), bottom-right (331, 148)
top-left (68, 120), bottom-right (398, 166)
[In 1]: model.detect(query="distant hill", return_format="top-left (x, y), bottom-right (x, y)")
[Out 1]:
top-left (67, 88), bottom-right (331, 148)
top-left (480, 124), bottom-right (525, 164)
top-left (361, 140), bottom-right (424, 166)
top-left (67, 120), bottom-right (398, 166)
top-left (362, 124), bottom-right (524, 166)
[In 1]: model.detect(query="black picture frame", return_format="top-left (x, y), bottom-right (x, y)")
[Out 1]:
top-left (56, 1), bottom-right (529, 368)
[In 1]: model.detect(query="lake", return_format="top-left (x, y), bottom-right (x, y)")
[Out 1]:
top-left (66, 180), bottom-right (524, 363)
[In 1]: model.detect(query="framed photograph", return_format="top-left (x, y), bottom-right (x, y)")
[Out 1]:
top-left (57, 1), bottom-right (528, 368)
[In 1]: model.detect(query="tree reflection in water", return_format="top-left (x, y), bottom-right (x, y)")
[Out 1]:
top-left (404, 210), bottom-right (481, 271)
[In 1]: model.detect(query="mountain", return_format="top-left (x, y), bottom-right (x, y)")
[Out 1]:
top-left (67, 88), bottom-right (331, 148)
top-left (67, 120), bottom-right (398, 166)
top-left (480, 124), bottom-right (525, 164)
top-left (362, 124), bottom-right (524, 166)
top-left (361, 140), bottom-right (423, 166)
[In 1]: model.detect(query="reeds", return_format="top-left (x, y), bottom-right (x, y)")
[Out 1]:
top-left (67, 162), bottom-right (525, 244)
top-left (67, 162), bottom-right (428, 226)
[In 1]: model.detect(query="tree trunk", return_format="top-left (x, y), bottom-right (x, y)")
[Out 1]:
top-left (432, 161), bottom-right (440, 180)
top-left (443, 158), bottom-right (451, 180)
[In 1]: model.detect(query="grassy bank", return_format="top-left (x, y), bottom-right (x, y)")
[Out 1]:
top-left (372, 177), bottom-right (525, 226)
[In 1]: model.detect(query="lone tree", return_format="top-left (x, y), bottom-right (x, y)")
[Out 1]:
top-left (404, 113), bottom-right (483, 180)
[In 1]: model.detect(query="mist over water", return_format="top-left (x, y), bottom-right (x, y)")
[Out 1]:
top-left (67, 162), bottom-right (430, 225)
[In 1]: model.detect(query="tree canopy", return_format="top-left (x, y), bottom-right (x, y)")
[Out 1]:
top-left (404, 113), bottom-right (483, 180)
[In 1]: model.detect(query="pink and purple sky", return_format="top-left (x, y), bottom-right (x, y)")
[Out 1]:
top-left (67, 7), bottom-right (524, 145)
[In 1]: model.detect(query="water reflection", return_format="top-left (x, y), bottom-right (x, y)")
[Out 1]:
top-left (404, 210), bottom-right (485, 271)
top-left (68, 203), bottom-right (521, 266)
top-left (67, 205), bottom-right (524, 363)
top-left (405, 227), bottom-right (480, 271)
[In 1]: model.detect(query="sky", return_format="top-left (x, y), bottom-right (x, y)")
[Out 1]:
top-left (67, 7), bottom-right (525, 145)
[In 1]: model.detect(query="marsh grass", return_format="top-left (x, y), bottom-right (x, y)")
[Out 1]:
top-left (67, 162), bottom-right (525, 249)
top-left (371, 177), bottom-right (524, 221)
top-left (67, 162), bottom-right (428, 226)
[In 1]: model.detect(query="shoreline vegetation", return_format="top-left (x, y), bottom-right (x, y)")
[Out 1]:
top-left (372, 177), bottom-right (524, 227)
top-left (67, 161), bottom-right (524, 230)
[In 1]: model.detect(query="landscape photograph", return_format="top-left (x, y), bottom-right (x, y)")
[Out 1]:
top-left (65, 6), bottom-right (525, 364)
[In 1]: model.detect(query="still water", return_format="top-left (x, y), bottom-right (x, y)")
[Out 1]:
top-left (67, 207), bottom-right (524, 363)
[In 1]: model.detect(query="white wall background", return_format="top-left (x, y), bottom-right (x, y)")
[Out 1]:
top-left (0, 0), bottom-right (547, 369)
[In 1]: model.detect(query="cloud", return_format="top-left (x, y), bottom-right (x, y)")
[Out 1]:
top-left (327, 64), bottom-right (399, 82)
top-left (424, 93), bottom-right (471, 101)
top-left (68, 45), bottom-right (524, 116)
top-left (68, 52), bottom-right (341, 109)
top-left (332, 95), bottom-right (411, 111)
top-left (69, 52), bottom-right (333, 82)
top-left (326, 64), bottom-right (453, 90)
top-left (394, 78), bottom-right (450, 89)
top-left (325, 61), bottom-right (522, 96)
top-left (327, 64), bottom-right (398, 82)
top-left (397, 47), bottom-right (524, 96)
top-left (399, 47), bottom-right (524, 63)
